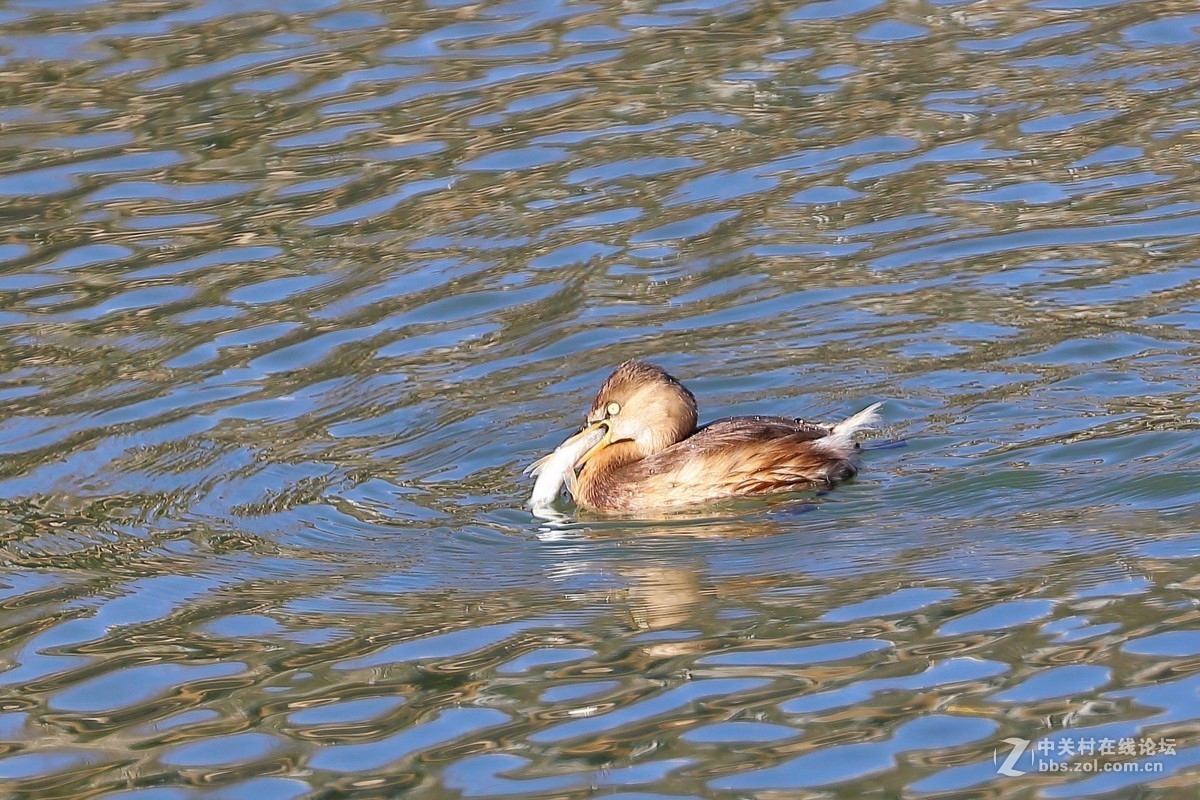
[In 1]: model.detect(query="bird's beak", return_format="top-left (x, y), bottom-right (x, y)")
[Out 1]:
top-left (562, 419), bottom-right (612, 469)
top-left (559, 419), bottom-right (610, 498)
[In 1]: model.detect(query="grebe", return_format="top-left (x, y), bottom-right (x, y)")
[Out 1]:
top-left (529, 360), bottom-right (881, 513)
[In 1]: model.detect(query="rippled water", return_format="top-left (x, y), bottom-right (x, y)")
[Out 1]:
top-left (2, 0), bottom-right (1199, 797)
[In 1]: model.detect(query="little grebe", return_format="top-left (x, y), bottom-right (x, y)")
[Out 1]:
top-left (528, 360), bottom-right (882, 513)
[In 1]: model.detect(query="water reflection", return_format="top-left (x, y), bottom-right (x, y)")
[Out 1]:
top-left (2, 0), bottom-right (1200, 796)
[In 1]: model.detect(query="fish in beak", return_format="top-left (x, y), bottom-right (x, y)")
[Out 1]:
top-left (526, 420), bottom-right (611, 508)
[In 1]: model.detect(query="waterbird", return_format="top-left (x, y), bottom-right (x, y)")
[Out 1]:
top-left (527, 360), bottom-right (882, 513)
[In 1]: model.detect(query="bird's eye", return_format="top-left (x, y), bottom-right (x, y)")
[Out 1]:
top-left (606, 402), bottom-right (621, 417)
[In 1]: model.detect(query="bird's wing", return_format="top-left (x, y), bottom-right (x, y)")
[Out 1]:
top-left (631, 416), bottom-right (850, 497)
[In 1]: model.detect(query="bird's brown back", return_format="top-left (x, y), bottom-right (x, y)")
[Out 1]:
top-left (578, 416), bottom-right (856, 511)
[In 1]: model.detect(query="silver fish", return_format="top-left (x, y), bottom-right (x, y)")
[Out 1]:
top-left (526, 424), bottom-right (607, 510)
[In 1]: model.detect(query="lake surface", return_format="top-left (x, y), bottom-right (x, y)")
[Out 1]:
top-left (2, 0), bottom-right (1199, 797)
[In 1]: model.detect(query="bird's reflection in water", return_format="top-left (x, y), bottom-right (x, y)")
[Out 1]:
top-left (535, 511), bottom-right (801, 644)
top-left (621, 565), bottom-right (701, 634)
